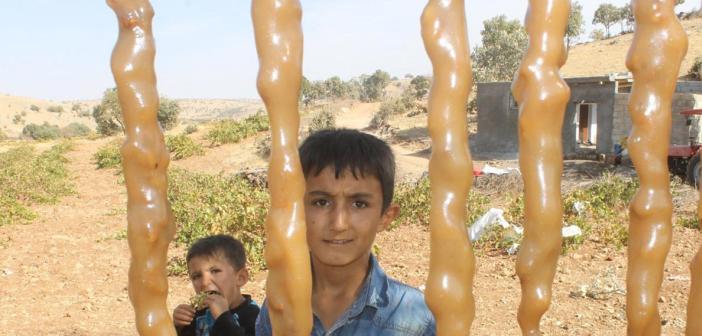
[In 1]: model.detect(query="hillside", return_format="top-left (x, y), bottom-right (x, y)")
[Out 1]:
top-left (0, 94), bottom-right (96, 138)
top-left (561, 17), bottom-right (702, 78)
top-left (0, 94), bottom-right (263, 139)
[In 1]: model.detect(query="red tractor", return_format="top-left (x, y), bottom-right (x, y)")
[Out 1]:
top-left (668, 109), bottom-right (702, 186)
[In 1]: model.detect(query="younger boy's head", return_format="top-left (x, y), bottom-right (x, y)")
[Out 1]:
top-left (186, 235), bottom-right (248, 306)
top-left (299, 128), bottom-right (395, 213)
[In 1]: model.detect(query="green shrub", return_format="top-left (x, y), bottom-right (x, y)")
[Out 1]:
top-left (565, 172), bottom-right (637, 219)
top-left (168, 168), bottom-right (269, 271)
top-left (158, 97), bottom-right (181, 131)
top-left (393, 176), bottom-right (488, 229)
top-left (165, 134), bottom-right (204, 160)
top-left (484, 172), bottom-right (635, 253)
top-left (12, 114), bottom-right (23, 125)
top-left (93, 140), bottom-right (122, 169)
top-left (678, 214), bottom-right (700, 230)
top-left (206, 113), bottom-right (269, 146)
top-left (369, 108), bottom-right (391, 130)
top-left (368, 98), bottom-right (409, 130)
top-left (167, 256), bottom-right (189, 276)
top-left (0, 143), bottom-right (74, 225)
top-left (183, 124), bottom-right (199, 135)
top-left (689, 56), bottom-right (702, 81)
top-left (30, 104), bottom-right (40, 112)
top-left (78, 109), bottom-right (91, 118)
top-left (561, 172), bottom-right (637, 250)
top-left (47, 105), bottom-right (64, 113)
top-left (255, 135), bottom-right (272, 159)
top-left (308, 108), bottom-right (336, 133)
top-left (61, 122), bottom-right (92, 138)
top-left (473, 224), bottom-right (522, 251)
top-left (22, 122), bottom-right (61, 140)
top-left (206, 120), bottom-right (244, 145)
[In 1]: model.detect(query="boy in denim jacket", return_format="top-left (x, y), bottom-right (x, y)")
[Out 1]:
top-left (256, 129), bottom-right (435, 335)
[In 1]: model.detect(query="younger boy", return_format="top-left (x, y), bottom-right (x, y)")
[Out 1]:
top-left (173, 234), bottom-right (260, 336)
top-left (256, 129), bottom-right (436, 335)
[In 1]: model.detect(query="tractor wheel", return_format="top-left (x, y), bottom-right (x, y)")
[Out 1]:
top-left (687, 152), bottom-right (701, 188)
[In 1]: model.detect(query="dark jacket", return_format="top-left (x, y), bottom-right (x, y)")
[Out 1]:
top-left (178, 294), bottom-right (259, 336)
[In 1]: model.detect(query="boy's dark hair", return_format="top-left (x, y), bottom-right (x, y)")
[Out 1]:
top-left (299, 128), bottom-right (395, 212)
top-left (187, 234), bottom-right (246, 270)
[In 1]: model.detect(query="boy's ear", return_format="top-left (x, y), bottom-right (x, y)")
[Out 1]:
top-left (378, 203), bottom-right (400, 232)
top-left (236, 267), bottom-right (249, 287)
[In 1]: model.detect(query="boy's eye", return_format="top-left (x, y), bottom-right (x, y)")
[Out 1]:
top-left (211, 268), bottom-right (221, 274)
top-left (312, 199), bottom-right (330, 207)
top-left (352, 200), bottom-right (368, 208)
top-left (190, 274), bottom-right (201, 281)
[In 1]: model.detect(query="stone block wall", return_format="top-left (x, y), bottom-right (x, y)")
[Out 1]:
top-left (611, 93), bottom-right (630, 149)
top-left (611, 93), bottom-right (702, 149)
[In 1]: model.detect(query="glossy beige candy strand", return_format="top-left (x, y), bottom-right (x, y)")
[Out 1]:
top-left (420, 0), bottom-right (475, 333)
top-left (689, 198), bottom-right (702, 335)
top-left (689, 142), bottom-right (702, 335)
top-left (625, 0), bottom-right (687, 334)
top-left (252, 1), bottom-right (313, 335)
top-left (106, 0), bottom-right (176, 335)
top-left (510, 1), bottom-right (570, 334)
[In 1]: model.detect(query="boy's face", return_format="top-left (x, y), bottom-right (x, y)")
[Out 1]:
top-left (188, 254), bottom-right (248, 307)
top-left (304, 166), bottom-right (399, 269)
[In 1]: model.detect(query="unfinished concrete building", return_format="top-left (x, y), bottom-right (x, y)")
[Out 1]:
top-left (471, 74), bottom-right (702, 159)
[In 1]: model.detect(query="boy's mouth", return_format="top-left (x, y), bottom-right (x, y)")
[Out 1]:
top-left (190, 290), bottom-right (221, 310)
top-left (324, 239), bottom-right (353, 245)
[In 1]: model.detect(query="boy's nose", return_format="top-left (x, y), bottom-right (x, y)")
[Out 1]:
top-left (201, 272), bottom-right (214, 289)
top-left (329, 205), bottom-right (349, 232)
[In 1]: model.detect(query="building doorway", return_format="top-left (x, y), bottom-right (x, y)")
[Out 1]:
top-left (575, 103), bottom-right (597, 147)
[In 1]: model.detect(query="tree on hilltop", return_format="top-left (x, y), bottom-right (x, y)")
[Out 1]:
top-left (566, 1), bottom-right (584, 48)
top-left (593, 3), bottom-right (619, 38)
top-left (617, 5), bottom-right (634, 33)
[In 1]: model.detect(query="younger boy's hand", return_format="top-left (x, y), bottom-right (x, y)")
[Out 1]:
top-left (173, 304), bottom-right (196, 328)
top-left (204, 292), bottom-right (229, 319)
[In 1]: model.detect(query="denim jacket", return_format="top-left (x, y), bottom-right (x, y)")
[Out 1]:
top-left (255, 255), bottom-right (436, 336)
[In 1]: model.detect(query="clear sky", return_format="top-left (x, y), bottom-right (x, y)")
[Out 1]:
top-left (0, 0), bottom-right (699, 101)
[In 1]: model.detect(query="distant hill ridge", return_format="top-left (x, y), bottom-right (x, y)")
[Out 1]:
top-left (0, 94), bottom-right (264, 138)
top-left (561, 17), bottom-right (702, 78)
top-left (2, 17), bottom-right (700, 138)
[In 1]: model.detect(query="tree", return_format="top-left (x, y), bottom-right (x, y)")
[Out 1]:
top-left (472, 15), bottom-right (528, 83)
top-left (322, 76), bottom-right (348, 100)
top-left (566, 1), bottom-right (584, 48)
top-left (593, 3), bottom-right (620, 38)
top-left (360, 70), bottom-right (391, 102)
top-left (676, 0), bottom-right (685, 5)
top-left (618, 5), bottom-right (634, 33)
top-left (300, 76), bottom-right (313, 106)
top-left (92, 88), bottom-right (123, 136)
top-left (92, 87), bottom-right (181, 136)
top-left (409, 76), bottom-right (431, 100)
top-left (157, 97), bottom-right (181, 131)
